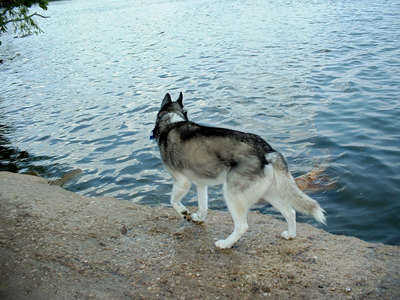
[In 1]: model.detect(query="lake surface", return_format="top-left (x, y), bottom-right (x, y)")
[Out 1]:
top-left (1, 0), bottom-right (399, 245)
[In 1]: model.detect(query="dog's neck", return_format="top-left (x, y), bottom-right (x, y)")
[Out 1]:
top-left (157, 111), bottom-right (187, 127)
top-left (153, 111), bottom-right (188, 141)
top-left (163, 112), bottom-right (186, 124)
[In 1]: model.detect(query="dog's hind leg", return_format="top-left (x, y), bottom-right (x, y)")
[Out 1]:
top-left (215, 195), bottom-right (249, 249)
top-left (192, 185), bottom-right (208, 223)
top-left (215, 185), bottom-right (251, 249)
top-left (170, 175), bottom-right (192, 221)
top-left (266, 194), bottom-right (296, 239)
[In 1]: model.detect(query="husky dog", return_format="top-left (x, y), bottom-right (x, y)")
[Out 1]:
top-left (152, 93), bottom-right (326, 249)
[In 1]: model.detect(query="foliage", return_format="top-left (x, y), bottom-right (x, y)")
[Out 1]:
top-left (0, 0), bottom-right (49, 44)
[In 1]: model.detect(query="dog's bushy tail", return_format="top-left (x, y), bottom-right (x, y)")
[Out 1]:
top-left (266, 152), bottom-right (326, 225)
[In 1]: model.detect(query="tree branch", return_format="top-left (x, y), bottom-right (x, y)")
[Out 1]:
top-left (1, 8), bottom-right (13, 17)
top-left (3, 11), bottom-right (49, 26)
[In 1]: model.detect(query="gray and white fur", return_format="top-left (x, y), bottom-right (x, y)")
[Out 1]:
top-left (152, 93), bottom-right (326, 249)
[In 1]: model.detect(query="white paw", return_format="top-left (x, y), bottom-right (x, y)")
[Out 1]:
top-left (215, 239), bottom-right (233, 249)
top-left (192, 213), bottom-right (205, 223)
top-left (281, 231), bottom-right (296, 240)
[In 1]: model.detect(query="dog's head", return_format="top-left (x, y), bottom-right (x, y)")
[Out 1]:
top-left (152, 93), bottom-right (188, 140)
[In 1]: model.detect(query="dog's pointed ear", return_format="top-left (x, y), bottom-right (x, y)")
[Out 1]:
top-left (161, 93), bottom-right (172, 109)
top-left (177, 92), bottom-right (183, 107)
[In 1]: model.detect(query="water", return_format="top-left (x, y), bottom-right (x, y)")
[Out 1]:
top-left (1, 0), bottom-right (399, 245)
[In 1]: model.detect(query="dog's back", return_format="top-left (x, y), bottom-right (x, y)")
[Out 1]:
top-left (159, 121), bottom-right (277, 185)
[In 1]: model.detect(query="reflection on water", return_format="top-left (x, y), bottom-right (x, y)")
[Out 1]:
top-left (1, 0), bottom-right (400, 245)
top-left (0, 122), bottom-right (59, 175)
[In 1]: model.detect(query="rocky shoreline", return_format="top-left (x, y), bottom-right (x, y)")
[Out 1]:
top-left (0, 171), bottom-right (399, 299)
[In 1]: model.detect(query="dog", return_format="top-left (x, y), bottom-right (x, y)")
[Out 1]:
top-left (152, 93), bottom-right (326, 249)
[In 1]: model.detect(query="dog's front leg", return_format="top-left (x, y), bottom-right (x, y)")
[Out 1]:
top-left (192, 185), bottom-right (208, 222)
top-left (170, 178), bottom-right (192, 221)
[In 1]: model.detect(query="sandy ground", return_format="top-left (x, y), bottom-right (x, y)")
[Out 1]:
top-left (0, 171), bottom-right (399, 300)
